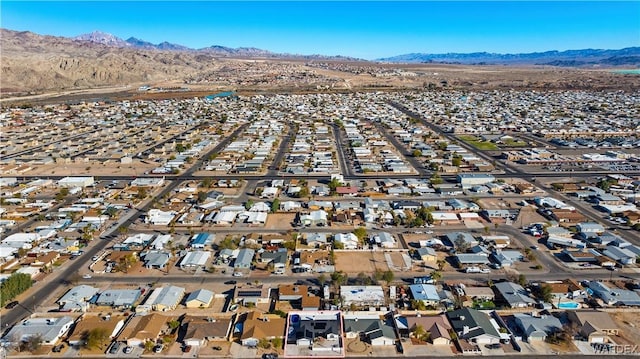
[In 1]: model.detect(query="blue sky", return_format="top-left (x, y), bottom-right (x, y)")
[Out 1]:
top-left (2, 1), bottom-right (639, 59)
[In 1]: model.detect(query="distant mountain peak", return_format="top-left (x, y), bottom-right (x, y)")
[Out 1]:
top-left (74, 31), bottom-right (130, 47)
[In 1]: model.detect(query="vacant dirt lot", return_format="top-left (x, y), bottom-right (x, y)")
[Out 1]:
top-left (610, 311), bottom-right (640, 344)
top-left (334, 251), bottom-right (390, 274)
top-left (264, 213), bottom-right (296, 229)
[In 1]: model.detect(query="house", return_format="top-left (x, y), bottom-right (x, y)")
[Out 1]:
top-left (340, 286), bottom-right (385, 307)
top-left (2, 316), bottom-right (74, 346)
top-left (561, 248), bottom-right (599, 263)
top-left (568, 311), bottom-right (619, 343)
top-left (185, 289), bottom-right (214, 308)
top-left (284, 311), bottom-right (344, 356)
top-left (305, 233), bottom-right (328, 248)
top-left (395, 313), bottom-right (452, 345)
top-left (455, 253), bottom-right (490, 266)
top-left (182, 315), bottom-right (233, 346)
top-left (417, 247), bottom-right (437, 263)
top-left (445, 232), bottom-right (478, 248)
top-left (67, 314), bottom-right (127, 347)
top-left (234, 284), bottom-right (271, 305)
top-left (576, 222), bottom-right (605, 234)
top-left (446, 308), bottom-right (501, 345)
top-left (603, 245), bottom-right (637, 265)
top-left (335, 186), bottom-right (359, 196)
top-left (190, 233), bottom-right (213, 249)
top-left (260, 249), bottom-right (288, 270)
top-left (96, 289), bottom-right (141, 309)
top-left (240, 311), bottom-right (285, 347)
top-left (408, 284), bottom-right (441, 306)
top-left (514, 313), bottom-right (563, 342)
top-left (457, 174), bottom-right (495, 188)
top-left (145, 209), bottom-right (176, 226)
top-left (587, 281), bottom-right (640, 306)
top-left (463, 286), bottom-right (495, 301)
top-left (334, 233), bottom-right (359, 249)
top-left (233, 248), bottom-right (255, 270)
top-left (180, 251), bottom-right (211, 270)
top-left (343, 313), bottom-right (396, 346)
top-left (144, 285), bottom-right (185, 312)
top-left (57, 285), bottom-right (99, 312)
top-left (116, 313), bottom-right (173, 346)
top-left (278, 284), bottom-right (321, 310)
top-left (494, 281), bottom-right (536, 308)
top-left (373, 232), bottom-right (396, 248)
top-left (299, 210), bottom-right (328, 226)
top-left (141, 251), bottom-right (171, 269)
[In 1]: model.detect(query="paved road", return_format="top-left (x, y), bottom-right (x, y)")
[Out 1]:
top-left (332, 122), bottom-right (355, 177)
top-left (370, 120), bottom-right (429, 177)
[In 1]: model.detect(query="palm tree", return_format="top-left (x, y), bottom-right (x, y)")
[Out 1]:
top-left (430, 270), bottom-right (442, 282)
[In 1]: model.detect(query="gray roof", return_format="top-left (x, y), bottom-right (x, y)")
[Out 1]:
top-left (514, 313), bottom-right (563, 339)
top-left (96, 289), bottom-right (141, 307)
top-left (150, 285), bottom-right (185, 309)
top-left (588, 281), bottom-right (640, 306)
top-left (455, 253), bottom-right (490, 265)
top-left (57, 285), bottom-right (99, 305)
top-left (235, 248), bottom-right (255, 267)
top-left (185, 289), bottom-right (214, 305)
top-left (446, 308), bottom-right (500, 340)
top-left (494, 281), bottom-right (536, 307)
top-left (3, 316), bottom-right (74, 344)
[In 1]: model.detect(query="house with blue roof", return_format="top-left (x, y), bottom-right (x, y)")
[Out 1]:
top-left (409, 284), bottom-right (441, 305)
top-left (190, 233), bottom-right (214, 249)
top-left (587, 281), bottom-right (640, 306)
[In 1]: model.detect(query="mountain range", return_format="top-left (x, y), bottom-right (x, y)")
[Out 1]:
top-left (377, 48), bottom-right (640, 66)
top-left (2, 28), bottom-right (638, 94)
top-left (72, 30), bottom-right (354, 59)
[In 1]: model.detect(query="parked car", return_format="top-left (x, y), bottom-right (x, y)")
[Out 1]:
top-left (5, 301), bottom-right (19, 309)
top-left (82, 274), bottom-right (92, 279)
top-left (52, 344), bottom-right (64, 352)
top-left (263, 353), bottom-right (278, 359)
top-left (212, 346), bottom-right (222, 351)
top-left (486, 343), bottom-right (501, 349)
top-left (183, 345), bottom-right (192, 353)
top-left (123, 346), bottom-right (133, 354)
top-left (108, 343), bottom-right (121, 354)
top-left (153, 344), bottom-right (163, 353)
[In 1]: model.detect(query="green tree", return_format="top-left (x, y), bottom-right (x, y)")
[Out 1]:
top-left (200, 177), bottom-right (213, 188)
top-left (353, 227), bottom-right (367, 245)
top-left (411, 299), bottom-right (426, 311)
top-left (136, 187), bottom-right (147, 200)
top-left (271, 337), bottom-right (283, 349)
top-left (175, 143), bottom-right (186, 153)
top-left (168, 320), bottom-right (181, 331)
top-left (436, 259), bottom-right (446, 271)
top-left (382, 270), bottom-right (394, 283)
top-left (55, 187), bottom-right (69, 201)
top-left (258, 338), bottom-right (271, 349)
top-left (271, 198), bottom-right (280, 213)
top-left (539, 284), bottom-right (553, 303)
top-left (245, 199), bottom-right (254, 210)
top-left (84, 328), bottom-right (109, 349)
top-left (412, 149), bottom-right (422, 157)
top-left (196, 191), bottom-right (208, 203)
top-left (430, 270), bottom-right (442, 282)
top-left (518, 274), bottom-right (527, 287)
top-left (451, 153), bottom-right (462, 167)
top-left (0, 273), bottom-right (33, 306)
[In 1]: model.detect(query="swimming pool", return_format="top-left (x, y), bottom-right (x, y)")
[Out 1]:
top-left (557, 301), bottom-right (580, 309)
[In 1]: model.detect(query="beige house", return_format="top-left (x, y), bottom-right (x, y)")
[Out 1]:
top-left (568, 311), bottom-right (619, 343)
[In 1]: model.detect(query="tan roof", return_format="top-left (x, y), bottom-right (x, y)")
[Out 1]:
top-left (241, 312), bottom-right (285, 340)
top-left (301, 295), bottom-right (320, 309)
top-left (117, 313), bottom-right (172, 341)
top-left (279, 284), bottom-right (308, 297)
top-left (68, 314), bottom-right (128, 343)
top-left (406, 314), bottom-right (452, 333)
top-left (571, 311), bottom-right (618, 331)
top-left (299, 250), bottom-right (330, 265)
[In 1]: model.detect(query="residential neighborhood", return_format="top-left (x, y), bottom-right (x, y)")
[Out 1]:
top-left (1, 90), bottom-right (639, 358)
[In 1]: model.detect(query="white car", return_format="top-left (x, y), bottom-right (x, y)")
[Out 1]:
top-left (82, 274), bottom-right (92, 279)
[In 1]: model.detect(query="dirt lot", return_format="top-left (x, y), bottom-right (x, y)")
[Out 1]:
top-left (264, 213), bottom-right (296, 229)
top-left (334, 251), bottom-right (390, 274)
top-left (610, 311), bottom-right (640, 344)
